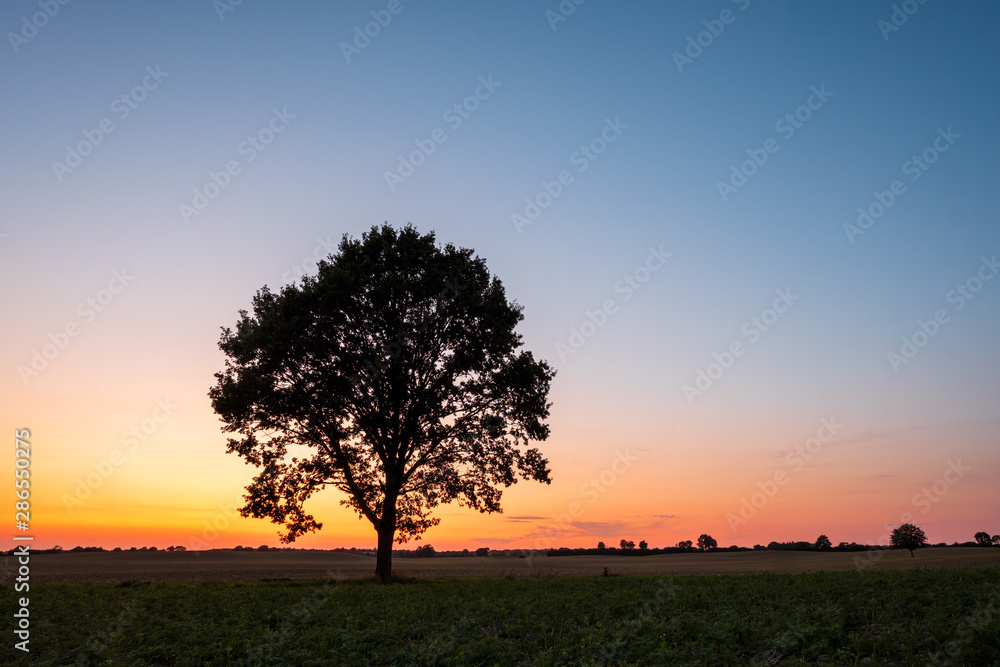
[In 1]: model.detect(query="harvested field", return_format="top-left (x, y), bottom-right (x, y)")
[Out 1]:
top-left (22, 546), bottom-right (1000, 584)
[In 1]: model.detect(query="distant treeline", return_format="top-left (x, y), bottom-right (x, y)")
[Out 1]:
top-left (544, 541), bottom-right (987, 557)
top-left (6, 540), bottom-right (992, 557)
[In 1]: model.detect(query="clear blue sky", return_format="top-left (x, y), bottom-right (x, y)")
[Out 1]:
top-left (2, 1), bottom-right (998, 549)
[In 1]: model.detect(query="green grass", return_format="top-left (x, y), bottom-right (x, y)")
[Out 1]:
top-left (3, 568), bottom-right (999, 665)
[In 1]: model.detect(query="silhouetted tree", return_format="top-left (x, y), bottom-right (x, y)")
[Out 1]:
top-left (815, 534), bottom-right (832, 551)
top-left (993, 535), bottom-right (1000, 546)
top-left (597, 541), bottom-right (606, 551)
top-left (475, 547), bottom-right (490, 557)
top-left (890, 523), bottom-right (927, 556)
top-left (620, 539), bottom-right (636, 550)
top-left (638, 540), bottom-right (648, 551)
top-left (975, 531), bottom-right (992, 547)
top-left (697, 534), bottom-right (717, 550)
top-left (677, 540), bottom-right (693, 549)
top-left (414, 544), bottom-right (436, 558)
top-left (210, 224), bottom-right (555, 581)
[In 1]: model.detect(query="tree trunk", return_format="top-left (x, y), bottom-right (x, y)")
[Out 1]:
top-left (375, 525), bottom-right (395, 581)
top-left (375, 496), bottom-right (397, 582)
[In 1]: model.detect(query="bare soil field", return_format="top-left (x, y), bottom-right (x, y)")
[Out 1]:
top-left (19, 546), bottom-right (1000, 584)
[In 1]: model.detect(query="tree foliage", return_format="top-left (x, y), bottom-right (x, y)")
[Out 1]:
top-left (890, 523), bottom-right (927, 556)
top-left (414, 544), bottom-right (436, 558)
top-left (815, 534), bottom-right (833, 551)
top-left (209, 224), bottom-right (555, 579)
top-left (697, 534), bottom-right (718, 550)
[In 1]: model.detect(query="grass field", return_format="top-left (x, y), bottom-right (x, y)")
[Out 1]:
top-left (3, 567), bottom-right (999, 665)
top-left (4, 549), bottom-right (1000, 665)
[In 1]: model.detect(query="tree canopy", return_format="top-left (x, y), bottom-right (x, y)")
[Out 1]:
top-left (209, 224), bottom-right (555, 580)
top-left (890, 523), bottom-right (927, 556)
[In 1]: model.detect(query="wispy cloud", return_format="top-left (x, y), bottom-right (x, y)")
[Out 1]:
top-left (758, 432), bottom-right (883, 463)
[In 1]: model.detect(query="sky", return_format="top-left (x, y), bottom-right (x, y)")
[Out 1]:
top-left (2, 0), bottom-right (998, 553)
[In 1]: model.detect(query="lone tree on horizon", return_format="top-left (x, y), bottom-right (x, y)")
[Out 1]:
top-left (697, 534), bottom-right (717, 551)
top-left (890, 523), bottom-right (927, 557)
top-left (209, 224), bottom-right (555, 581)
